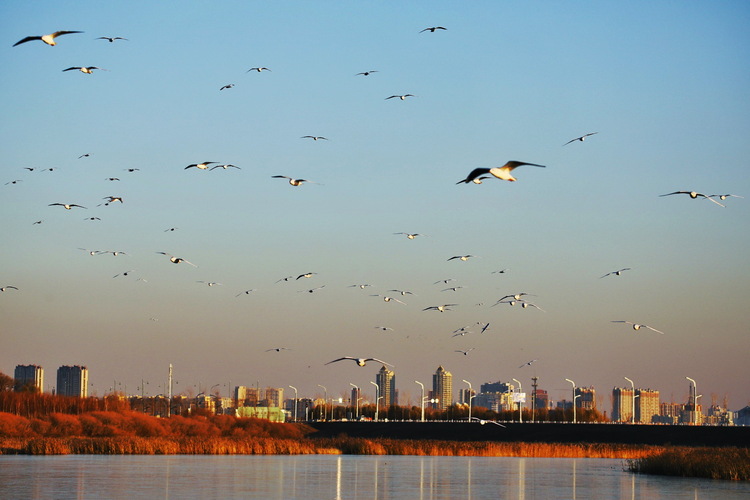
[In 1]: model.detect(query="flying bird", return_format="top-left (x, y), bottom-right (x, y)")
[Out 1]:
top-left (113, 270), bottom-right (136, 278)
top-left (479, 322), bottom-right (491, 334)
top-left (296, 272), bottom-right (317, 280)
top-left (659, 191), bottom-right (725, 207)
top-left (709, 194), bottom-right (743, 201)
top-left (600, 268), bottom-right (631, 278)
top-left (442, 286), bottom-right (465, 292)
top-left (611, 321), bottom-right (664, 334)
top-left (105, 177), bottom-right (120, 181)
top-left (520, 301), bottom-right (545, 312)
top-left (96, 36), bottom-right (128, 42)
top-left (78, 153), bottom-right (90, 159)
top-left (272, 175), bottom-right (318, 186)
top-left (210, 164), bottom-right (240, 170)
top-left (356, 70), bottom-right (378, 76)
top-left (471, 417), bottom-right (506, 427)
top-left (448, 255), bottom-right (477, 262)
top-left (63, 66), bottom-right (106, 74)
top-left (185, 161), bottom-right (217, 170)
top-left (420, 26), bottom-right (447, 33)
top-left (219, 84), bottom-right (235, 91)
top-left (266, 347), bottom-right (291, 352)
top-left (101, 196), bottom-right (123, 205)
top-left (325, 357), bottom-right (393, 367)
top-left (374, 326), bottom-right (394, 331)
top-left (386, 94), bottom-right (415, 100)
top-left (301, 136), bottom-right (328, 141)
top-left (236, 289), bottom-right (258, 297)
top-left (387, 289), bottom-right (414, 296)
top-left (563, 132), bottom-right (598, 146)
top-left (423, 304), bottom-right (458, 312)
top-left (370, 294), bottom-right (406, 305)
top-left (394, 232), bottom-right (426, 239)
top-left (99, 250), bottom-right (127, 256)
top-left (247, 67), bottom-right (271, 72)
top-left (164, 227), bottom-right (178, 232)
top-left (518, 359), bottom-right (538, 369)
top-left (197, 281), bottom-right (222, 286)
top-left (299, 285), bottom-right (325, 293)
top-left (49, 203), bottom-right (86, 210)
top-left (276, 276), bottom-right (294, 283)
top-left (457, 161), bottom-right (546, 184)
top-left (156, 252), bottom-right (197, 267)
top-left (455, 348), bottom-right (475, 356)
top-left (349, 284), bottom-right (372, 289)
top-left (13, 31), bottom-right (83, 47)
top-left (1, 286), bottom-right (19, 292)
top-left (84, 217), bottom-right (101, 221)
top-left (5, 180), bottom-right (22, 185)
top-left (124, 168), bottom-right (140, 172)
top-left (492, 269), bottom-right (509, 274)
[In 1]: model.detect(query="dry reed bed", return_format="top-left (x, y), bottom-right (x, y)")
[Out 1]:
top-left (2, 436), bottom-right (661, 458)
top-left (627, 447), bottom-right (750, 481)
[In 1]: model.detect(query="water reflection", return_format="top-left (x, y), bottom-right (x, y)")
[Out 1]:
top-left (1, 455), bottom-right (749, 499)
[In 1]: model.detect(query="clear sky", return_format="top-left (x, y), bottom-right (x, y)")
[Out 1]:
top-left (2, 1), bottom-right (749, 412)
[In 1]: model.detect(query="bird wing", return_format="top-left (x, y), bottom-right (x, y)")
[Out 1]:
top-left (367, 358), bottom-right (393, 366)
top-left (62, 67), bottom-right (82, 72)
top-left (645, 325), bottom-right (665, 334)
top-left (503, 161), bottom-right (546, 171)
top-left (53, 31), bottom-right (83, 38)
top-left (325, 357), bottom-right (353, 365)
top-left (13, 36), bottom-right (42, 46)
top-left (456, 168), bottom-right (491, 184)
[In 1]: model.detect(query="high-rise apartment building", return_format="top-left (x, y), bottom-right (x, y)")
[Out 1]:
top-left (264, 387), bottom-right (283, 408)
top-left (56, 365), bottom-right (88, 397)
top-left (376, 365), bottom-right (396, 407)
top-left (576, 386), bottom-right (596, 410)
top-left (432, 366), bottom-right (452, 410)
top-left (612, 387), bottom-right (634, 422)
top-left (635, 389), bottom-right (660, 423)
top-left (235, 386), bottom-right (260, 407)
top-left (14, 364), bottom-right (44, 392)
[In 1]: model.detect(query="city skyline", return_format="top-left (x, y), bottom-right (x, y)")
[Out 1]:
top-left (2, 2), bottom-right (749, 412)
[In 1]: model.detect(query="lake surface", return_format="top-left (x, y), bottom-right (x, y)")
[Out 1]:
top-left (1, 455), bottom-right (748, 499)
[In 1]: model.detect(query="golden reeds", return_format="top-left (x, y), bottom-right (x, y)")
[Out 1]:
top-left (627, 447), bottom-right (750, 481)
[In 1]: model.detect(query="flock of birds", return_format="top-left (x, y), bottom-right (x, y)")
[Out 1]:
top-left (5, 22), bottom-right (744, 402)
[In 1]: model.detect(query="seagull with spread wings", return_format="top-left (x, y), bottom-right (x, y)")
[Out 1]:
top-left (458, 161), bottom-right (546, 184)
top-left (326, 357), bottom-right (393, 367)
top-left (14, 31), bottom-right (83, 47)
top-left (612, 321), bottom-right (664, 334)
top-left (563, 132), bottom-right (598, 146)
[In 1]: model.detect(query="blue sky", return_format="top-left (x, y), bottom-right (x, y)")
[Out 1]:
top-left (2, 1), bottom-right (749, 411)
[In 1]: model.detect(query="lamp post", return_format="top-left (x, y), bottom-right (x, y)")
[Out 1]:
top-left (565, 379), bottom-right (577, 424)
top-left (686, 377), bottom-right (697, 425)
top-left (415, 381), bottom-right (425, 422)
top-left (317, 384), bottom-right (327, 421)
top-left (462, 379), bottom-right (475, 422)
top-left (288, 385), bottom-right (298, 422)
top-left (512, 378), bottom-right (523, 423)
top-left (624, 377), bottom-right (636, 424)
top-left (350, 383), bottom-right (360, 420)
top-left (370, 381), bottom-right (380, 422)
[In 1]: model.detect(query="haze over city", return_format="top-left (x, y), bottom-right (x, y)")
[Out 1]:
top-left (2, 2), bottom-right (749, 411)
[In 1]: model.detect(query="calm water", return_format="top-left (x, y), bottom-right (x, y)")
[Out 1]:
top-left (1, 455), bottom-right (748, 499)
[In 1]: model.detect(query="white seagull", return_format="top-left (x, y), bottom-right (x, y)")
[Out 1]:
top-left (600, 268), bottom-right (631, 278)
top-left (612, 321), bottom-right (664, 334)
top-left (370, 294), bottom-right (406, 305)
top-left (563, 132), bottom-right (598, 146)
top-left (96, 36), bottom-right (128, 42)
top-left (448, 255), bottom-right (477, 262)
top-left (197, 281), bottom-right (222, 286)
top-left (709, 194), bottom-right (743, 201)
top-left (457, 161), bottom-right (546, 184)
top-left (349, 284), bottom-right (372, 289)
top-left (156, 252), bottom-right (197, 267)
top-left (423, 304), bottom-right (457, 313)
top-left (296, 272), bottom-right (317, 280)
top-left (386, 94), bottom-right (415, 100)
top-left (272, 175), bottom-right (318, 186)
top-left (63, 66), bottom-right (106, 74)
top-left (1, 286), bottom-right (19, 292)
top-left (388, 289), bottom-right (414, 296)
top-left (14, 31), bottom-right (83, 47)
top-left (301, 136), bottom-right (328, 141)
top-left (210, 164), bottom-right (240, 170)
top-left (185, 161), bottom-right (218, 170)
top-left (660, 191), bottom-right (725, 207)
top-left (49, 203), bottom-right (86, 210)
top-left (394, 232), bottom-right (426, 239)
top-left (325, 357), bottom-right (393, 367)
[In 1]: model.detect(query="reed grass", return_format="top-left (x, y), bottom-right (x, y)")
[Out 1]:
top-left (627, 447), bottom-right (750, 481)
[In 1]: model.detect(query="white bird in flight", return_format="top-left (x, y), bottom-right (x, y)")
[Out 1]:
top-left (709, 194), bottom-right (743, 201)
top-left (371, 294), bottom-right (406, 305)
top-left (519, 359), bottom-right (538, 368)
top-left (49, 203), bottom-right (86, 210)
top-left (612, 321), bottom-right (664, 334)
top-left (13, 30), bottom-right (83, 47)
top-left (457, 161), bottom-right (546, 184)
top-left (1, 286), bottom-right (19, 292)
top-left (387, 289), bottom-right (414, 296)
top-left (210, 164), bottom-right (240, 170)
top-left (660, 191), bottom-right (725, 207)
top-left (301, 136), bottom-right (328, 141)
top-left (185, 161), bottom-right (218, 170)
top-left (96, 36), bottom-right (128, 42)
top-left (448, 255), bottom-right (477, 262)
top-left (394, 232), bottom-right (426, 239)
top-left (386, 94), bottom-right (415, 100)
top-left (156, 252), bottom-right (197, 267)
top-left (563, 132), bottom-right (598, 146)
top-left (236, 289), bottom-right (258, 296)
top-left (455, 348), bottom-right (475, 356)
top-left (374, 326), bottom-right (394, 331)
top-left (272, 175), bottom-right (318, 186)
top-left (326, 357), bottom-right (393, 367)
top-left (63, 66), bottom-right (106, 74)
top-left (197, 281), bottom-right (222, 286)
top-left (423, 304), bottom-right (457, 312)
top-left (600, 268), bottom-right (631, 278)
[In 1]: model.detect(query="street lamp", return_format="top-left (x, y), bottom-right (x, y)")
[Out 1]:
top-left (462, 379), bottom-right (475, 422)
top-left (512, 378), bottom-right (523, 423)
top-left (624, 377), bottom-right (636, 424)
top-left (288, 385), bottom-right (298, 422)
top-left (370, 381), bottom-right (380, 422)
top-left (565, 379), bottom-right (577, 424)
top-left (317, 384), bottom-right (327, 421)
top-left (350, 383), bottom-right (360, 420)
top-left (686, 377), bottom-right (697, 425)
top-left (415, 381), bottom-right (425, 422)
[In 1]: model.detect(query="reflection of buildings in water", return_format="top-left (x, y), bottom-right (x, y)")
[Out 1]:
top-left (518, 458), bottom-right (526, 500)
